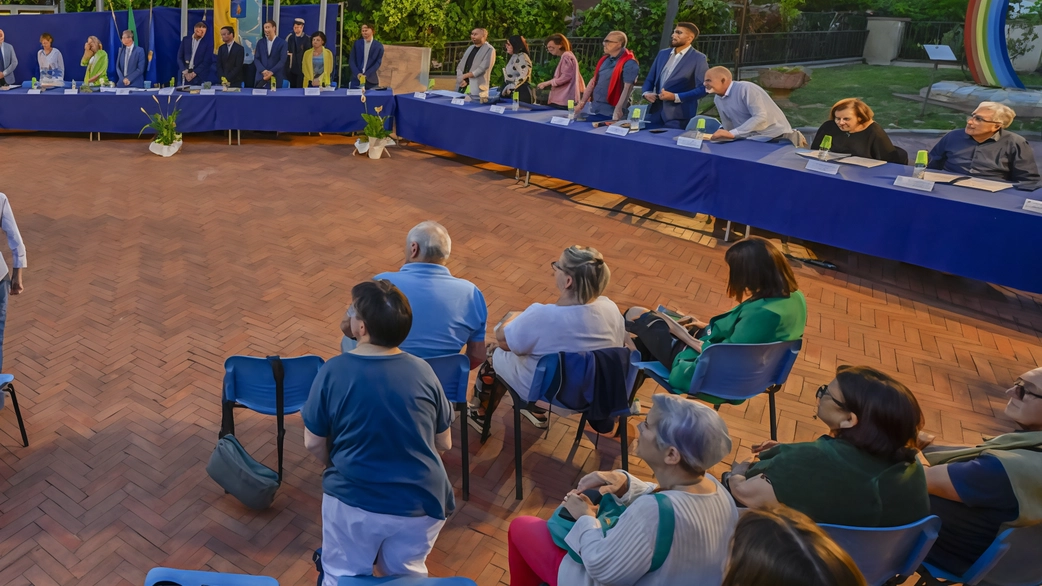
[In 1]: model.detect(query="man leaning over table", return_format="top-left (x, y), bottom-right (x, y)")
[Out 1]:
top-left (0, 30), bottom-right (17, 87)
top-left (642, 22), bottom-right (708, 129)
top-left (928, 101), bottom-right (1040, 190)
top-left (703, 65), bottom-right (793, 141)
top-left (455, 28), bottom-right (495, 98)
top-left (115, 30), bottom-right (146, 88)
top-left (575, 30), bottom-right (638, 121)
top-left (254, 20), bottom-right (288, 88)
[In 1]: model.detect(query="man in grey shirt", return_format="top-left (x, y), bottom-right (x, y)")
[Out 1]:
top-left (456, 28), bottom-right (495, 97)
top-left (928, 101), bottom-right (1040, 189)
top-left (0, 29), bottom-right (17, 87)
top-left (577, 31), bottom-right (638, 120)
top-left (704, 66), bottom-right (793, 141)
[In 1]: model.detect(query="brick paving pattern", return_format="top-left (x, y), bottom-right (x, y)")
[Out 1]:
top-left (0, 133), bottom-right (1039, 585)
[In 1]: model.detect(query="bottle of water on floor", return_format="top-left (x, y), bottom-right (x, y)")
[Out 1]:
top-left (914, 150), bottom-right (928, 179)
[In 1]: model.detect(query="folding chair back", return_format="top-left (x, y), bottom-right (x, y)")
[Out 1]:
top-left (923, 522), bottom-right (1042, 586)
top-left (223, 355), bottom-right (325, 415)
top-left (424, 354), bottom-right (471, 404)
top-left (685, 115), bottom-right (722, 133)
top-left (145, 566), bottom-right (279, 585)
top-left (687, 340), bottom-right (802, 401)
top-left (819, 515), bottom-right (941, 586)
top-left (337, 575), bottom-right (478, 585)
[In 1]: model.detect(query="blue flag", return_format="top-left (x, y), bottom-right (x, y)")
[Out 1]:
top-left (107, 16), bottom-right (120, 80)
top-left (145, 12), bottom-right (157, 83)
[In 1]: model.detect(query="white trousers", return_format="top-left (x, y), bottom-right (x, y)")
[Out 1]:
top-left (321, 494), bottom-right (446, 586)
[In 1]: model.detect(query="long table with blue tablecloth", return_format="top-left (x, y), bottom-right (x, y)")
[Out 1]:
top-left (393, 94), bottom-right (1042, 294)
top-left (0, 88), bottom-right (395, 134)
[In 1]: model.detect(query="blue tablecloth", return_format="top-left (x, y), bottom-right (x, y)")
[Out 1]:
top-left (0, 87), bottom-right (395, 134)
top-left (394, 95), bottom-right (1042, 294)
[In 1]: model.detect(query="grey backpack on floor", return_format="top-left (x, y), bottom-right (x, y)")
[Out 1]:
top-left (206, 356), bottom-right (285, 509)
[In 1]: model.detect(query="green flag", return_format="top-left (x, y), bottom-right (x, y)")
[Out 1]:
top-left (127, 0), bottom-right (137, 45)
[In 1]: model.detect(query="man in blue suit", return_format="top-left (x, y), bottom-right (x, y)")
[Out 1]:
top-left (254, 20), bottom-right (288, 88)
top-left (115, 30), bottom-right (146, 88)
top-left (641, 22), bottom-right (709, 129)
top-left (177, 21), bottom-right (215, 85)
top-left (349, 23), bottom-right (383, 89)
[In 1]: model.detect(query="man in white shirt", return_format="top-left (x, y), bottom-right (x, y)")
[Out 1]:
top-left (0, 30), bottom-right (17, 87)
top-left (0, 193), bottom-right (27, 371)
top-left (704, 65), bottom-right (793, 141)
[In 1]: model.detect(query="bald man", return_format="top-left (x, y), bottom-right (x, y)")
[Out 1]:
top-left (703, 66), bottom-right (792, 141)
top-left (920, 366), bottom-right (1042, 577)
top-left (0, 29), bottom-right (17, 87)
top-left (576, 30), bottom-right (638, 121)
top-left (456, 28), bottom-right (495, 97)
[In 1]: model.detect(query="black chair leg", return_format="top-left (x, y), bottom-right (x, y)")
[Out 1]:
top-left (458, 402), bottom-right (469, 501)
top-left (768, 388), bottom-right (778, 441)
top-left (620, 415), bottom-right (628, 472)
top-left (513, 394), bottom-right (523, 500)
top-left (220, 400), bottom-right (236, 438)
top-left (5, 383), bottom-right (27, 447)
top-left (574, 413), bottom-right (588, 446)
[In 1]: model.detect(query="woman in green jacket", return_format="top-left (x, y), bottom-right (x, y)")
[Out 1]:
top-left (624, 236), bottom-right (807, 393)
top-left (80, 36), bottom-right (108, 86)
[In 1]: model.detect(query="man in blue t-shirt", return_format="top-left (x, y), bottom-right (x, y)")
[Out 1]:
top-left (922, 367), bottom-right (1042, 576)
top-left (304, 280), bottom-right (454, 584)
top-left (341, 221), bottom-right (487, 369)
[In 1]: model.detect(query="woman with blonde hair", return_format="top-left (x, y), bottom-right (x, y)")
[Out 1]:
top-left (81, 36), bottom-right (108, 86)
top-left (811, 98), bottom-right (905, 163)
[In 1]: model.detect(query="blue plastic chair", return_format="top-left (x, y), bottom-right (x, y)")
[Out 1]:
top-left (488, 349), bottom-right (641, 500)
top-left (920, 522), bottom-right (1042, 586)
top-left (638, 339), bottom-right (802, 440)
top-left (282, 79), bottom-right (290, 89)
top-left (145, 567), bottom-right (279, 585)
top-left (220, 355), bottom-right (325, 480)
top-left (818, 516), bottom-right (940, 586)
top-left (338, 576), bottom-right (477, 585)
top-left (685, 115), bottom-right (722, 133)
top-left (0, 374), bottom-right (28, 447)
top-left (331, 81), bottom-right (338, 88)
top-left (423, 354), bottom-right (472, 501)
top-left (21, 81), bottom-right (32, 88)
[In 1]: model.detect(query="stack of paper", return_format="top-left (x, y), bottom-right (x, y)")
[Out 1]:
top-left (795, 150), bottom-right (850, 162)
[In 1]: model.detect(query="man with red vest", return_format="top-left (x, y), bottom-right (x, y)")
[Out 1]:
top-left (576, 31), bottom-right (639, 121)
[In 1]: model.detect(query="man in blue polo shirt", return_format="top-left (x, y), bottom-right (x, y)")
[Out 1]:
top-left (342, 221), bottom-right (487, 368)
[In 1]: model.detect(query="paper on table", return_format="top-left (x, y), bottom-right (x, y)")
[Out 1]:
top-left (921, 171), bottom-right (967, 184)
top-left (837, 156), bottom-right (886, 168)
top-left (795, 150), bottom-right (850, 161)
top-left (429, 90), bottom-right (464, 98)
top-left (953, 177), bottom-right (1013, 192)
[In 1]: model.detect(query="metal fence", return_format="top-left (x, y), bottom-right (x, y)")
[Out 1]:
top-left (791, 12), bottom-right (868, 32)
top-left (897, 21), bottom-right (963, 61)
top-left (429, 29), bottom-right (869, 75)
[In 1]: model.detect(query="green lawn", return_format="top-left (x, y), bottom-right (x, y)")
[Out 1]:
top-left (765, 64), bottom-right (1042, 134)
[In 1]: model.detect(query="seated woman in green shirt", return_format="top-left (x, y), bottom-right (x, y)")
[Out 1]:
top-left (624, 236), bottom-right (807, 394)
top-left (725, 365), bottom-right (930, 527)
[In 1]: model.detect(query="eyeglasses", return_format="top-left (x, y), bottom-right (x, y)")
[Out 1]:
top-left (602, 39), bottom-right (620, 45)
top-left (1012, 381), bottom-right (1042, 401)
top-left (550, 260), bottom-right (568, 274)
top-left (816, 384), bottom-right (847, 410)
top-left (967, 114), bottom-right (1000, 125)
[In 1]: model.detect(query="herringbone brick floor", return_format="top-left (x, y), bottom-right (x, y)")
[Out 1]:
top-left (0, 133), bottom-right (1039, 586)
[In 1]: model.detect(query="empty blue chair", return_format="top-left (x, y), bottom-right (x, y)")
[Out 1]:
top-left (338, 576), bottom-right (476, 585)
top-left (920, 522), bottom-right (1042, 586)
top-left (220, 355), bottom-right (325, 479)
top-left (331, 81), bottom-right (338, 88)
top-left (819, 516), bottom-right (941, 586)
top-left (145, 567), bottom-right (279, 585)
top-left (423, 354), bottom-right (471, 501)
top-left (685, 115), bottom-right (722, 133)
top-left (638, 339), bottom-right (802, 440)
top-left (282, 79), bottom-right (290, 89)
top-left (485, 349), bottom-right (641, 500)
top-left (21, 81), bottom-right (32, 88)
top-left (0, 374), bottom-right (27, 447)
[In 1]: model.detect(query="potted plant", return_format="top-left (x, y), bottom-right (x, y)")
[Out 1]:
top-left (361, 105), bottom-right (392, 159)
top-left (139, 95), bottom-right (183, 157)
top-left (757, 66), bottom-right (810, 102)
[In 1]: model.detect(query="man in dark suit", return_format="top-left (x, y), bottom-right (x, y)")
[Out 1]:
top-left (285, 17), bottom-right (309, 88)
top-left (115, 30), bottom-right (146, 88)
top-left (216, 25), bottom-right (245, 87)
top-left (641, 22), bottom-right (709, 129)
top-left (254, 19), bottom-right (288, 88)
top-left (349, 23), bottom-right (383, 89)
top-left (177, 21), bottom-right (214, 86)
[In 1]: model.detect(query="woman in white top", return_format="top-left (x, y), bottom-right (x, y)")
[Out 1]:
top-left (508, 394), bottom-right (738, 586)
top-left (501, 35), bottom-right (533, 103)
top-left (470, 245), bottom-right (626, 430)
top-left (37, 33), bottom-right (65, 87)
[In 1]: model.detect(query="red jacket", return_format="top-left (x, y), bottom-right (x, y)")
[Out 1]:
top-left (592, 49), bottom-right (637, 107)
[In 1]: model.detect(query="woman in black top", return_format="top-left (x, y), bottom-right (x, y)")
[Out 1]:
top-left (811, 98), bottom-right (907, 164)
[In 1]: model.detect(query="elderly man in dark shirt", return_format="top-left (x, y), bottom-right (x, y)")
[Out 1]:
top-left (928, 101), bottom-right (1040, 189)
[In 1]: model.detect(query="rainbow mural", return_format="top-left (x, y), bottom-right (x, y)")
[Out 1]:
top-left (965, 0), bottom-right (1024, 88)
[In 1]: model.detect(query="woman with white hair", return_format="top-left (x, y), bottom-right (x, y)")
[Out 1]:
top-left (80, 36), bottom-right (108, 86)
top-left (507, 394), bottom-right (738, 586)
top-left (927, 100), bottom-right (1040, 188)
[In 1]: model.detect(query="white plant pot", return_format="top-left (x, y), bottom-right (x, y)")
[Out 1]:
top-left (149, 139), bottom-right (183, 157)
top-left (354, 138), bottom-right (370, 154)
top-left (367, 137), bottom-right (390, 159)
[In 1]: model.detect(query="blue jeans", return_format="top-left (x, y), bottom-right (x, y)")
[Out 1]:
top-left (0, 276), bottom-right (10, 372)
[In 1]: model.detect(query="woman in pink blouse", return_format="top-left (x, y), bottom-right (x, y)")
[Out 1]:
top-left (538, 34), bottom-right (585, 109)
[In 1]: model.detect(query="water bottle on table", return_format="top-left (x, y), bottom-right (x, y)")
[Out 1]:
top-left (567, 99), bottom-right (575, 120)
top-left (818, 135), bottom-right (832, 160)
top-left (914, 150), bottom-right (928, 179)
top-left (694, 118), bottom-right (706, 140)
top-left (629, 107), bottom-right (641, 133)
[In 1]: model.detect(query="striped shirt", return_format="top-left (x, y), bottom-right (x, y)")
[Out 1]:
top-left (560, 473), bottom-right (737, 586)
